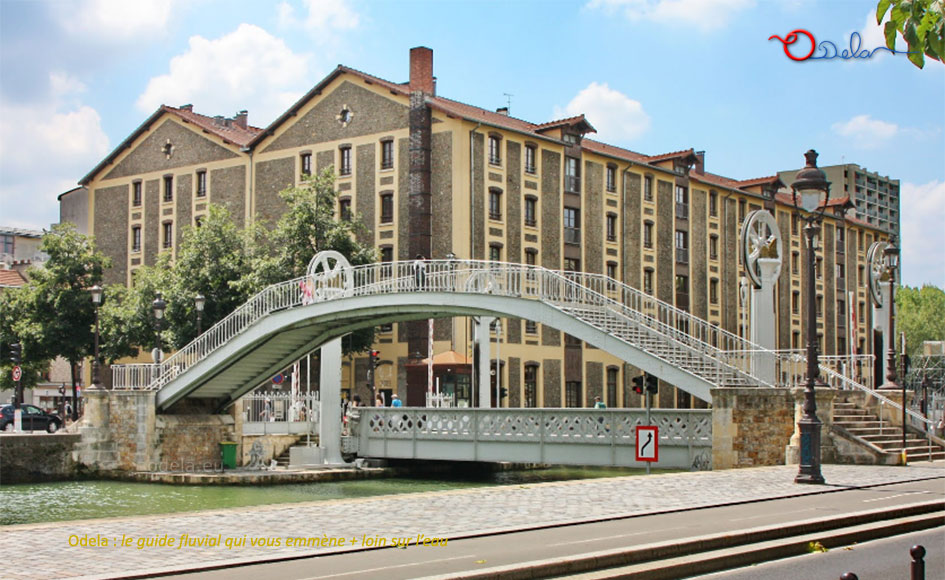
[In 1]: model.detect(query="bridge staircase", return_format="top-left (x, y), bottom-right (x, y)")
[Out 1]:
top-left (833, 395), bottom-right (945, 463)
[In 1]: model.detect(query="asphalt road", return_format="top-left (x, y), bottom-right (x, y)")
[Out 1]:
top-left (156, 478), bottom-right (945, 580)
top-left (690, 527), bottom-right (945, 580)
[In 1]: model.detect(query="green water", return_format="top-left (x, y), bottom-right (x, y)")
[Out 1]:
top-left (0, 466), bottom-right (645, 526)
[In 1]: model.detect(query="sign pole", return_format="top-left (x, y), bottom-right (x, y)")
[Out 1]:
top-left (645, 388), bottom-right (651, 475)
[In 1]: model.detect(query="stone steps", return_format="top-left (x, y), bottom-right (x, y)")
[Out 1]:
top-left (832, 396), bottom-right (945, 463)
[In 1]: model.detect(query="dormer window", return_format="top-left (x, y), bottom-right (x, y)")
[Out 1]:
top-left (563, 133), bottom-right (579, 145)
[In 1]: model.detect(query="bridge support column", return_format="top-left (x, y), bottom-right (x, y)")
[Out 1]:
top-left (873, 281), bottom-right (891, 386)
top-left (475, 317), bottom-right (493, 408)
top-left (750, 258), bottom-right (779, 385)
top-left (319, 338), bottom-right (345, 464)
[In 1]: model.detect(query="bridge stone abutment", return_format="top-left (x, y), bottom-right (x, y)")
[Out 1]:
top-left (75, 390), bottom-right (235, 473)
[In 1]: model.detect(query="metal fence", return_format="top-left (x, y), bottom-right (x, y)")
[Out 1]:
top-left (241, 390), bottom-right (319, 435)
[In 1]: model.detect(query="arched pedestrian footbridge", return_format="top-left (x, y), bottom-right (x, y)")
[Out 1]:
top-left (113, 258), bottom-right (788, 411)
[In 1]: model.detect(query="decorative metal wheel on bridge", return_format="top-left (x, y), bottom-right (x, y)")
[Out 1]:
top-left (867, 240), bottom-right (889, 307)
top-left (740, 210), bottom-right (783, 289)
top-left (305, 250), bottom-right (354, 303)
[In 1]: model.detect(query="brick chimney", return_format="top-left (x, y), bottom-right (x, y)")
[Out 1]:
top-left (694, 151), bottom-right (705, 175)
top-left (179, 104), bottom-right (193, 112)
top-left (409, 46), bottom-right (435, 95)
top-left (235, 110), bottom-right (248, 129)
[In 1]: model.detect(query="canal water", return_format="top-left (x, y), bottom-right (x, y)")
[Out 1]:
top-left (0, 466), bottom-right (651, 526)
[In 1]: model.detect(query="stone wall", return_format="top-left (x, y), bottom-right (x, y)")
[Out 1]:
top-left (239, 434), bottom-right (301, 466)
top-left (153, 414), bottom-right (235, 471)
top-left (0, 433), bottom-right (81, 483)
top-left (712, 387), bottom-right (796, 469)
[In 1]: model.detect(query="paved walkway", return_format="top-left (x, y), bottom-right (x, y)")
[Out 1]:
top-left (2, 463), bottom-right (943, 580)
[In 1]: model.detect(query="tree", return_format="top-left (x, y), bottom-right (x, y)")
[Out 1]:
top-left (896, 284), bottom-right (945, 357)
top-left (243, 169), bottom-right (377, 354)
top-left (98, 262), bottom-right (171, 364)
top-left (0, 289), bottom-right (47, 395)
top-left (878, 0), bottom-right (944, 68)
top-left (9, 224), bottom-right (110, 418)
top-left (163, 204), bottom-right (256, 349)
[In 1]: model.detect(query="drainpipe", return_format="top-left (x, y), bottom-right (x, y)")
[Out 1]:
top-left (241, 147), bottom-right (254, 226)
top-left (467, 122), bottom-right (482, 367)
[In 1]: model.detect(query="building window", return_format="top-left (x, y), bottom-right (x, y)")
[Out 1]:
top-left (339, 147), bottom-right (352, 176)
top-left (606, 367), bottom-right (618, 407)
top-left (489, 244), bottom-right (502, 262)
top-left (792, 252), bottom-right (800, 275)
top-left (675, 230), bottom-right (688, 263)
top-left (524, 365), bottom-right (538, 407)
top-left (489, 135), bottom-right (501, 165)
top-left (131, 226), bottom-right (141, 252)
top-left (643, 268), bottom-right (654, 295)
top-left (792, 331), bottom-right (801, 349)
top-left (792, 291), bottom-right (800, 314)
top-left (524, 196), bottom-right (537, 227)
top-left (606, 262), bottom-right (617, 282)
top-left (564, 207), bottom-right (580, 245)
top-left (606, 213), bottom-right (617, 242)
top-left (792, 215), bottom-right (799, 235)
top-left (381, 246), bottom-right (393, 263)
top-left (709, 190), bottom-right (717, 217)
top-left (162, 222), bottom-right (173, 248)
top-left (163, 176), bottom-right (173, 202)
top-left (565, 381), bottom-right (582, 408)
top-left (565, 156), bottom-right (580, 193)
top-left (132, 181), bottom-right (142, 206)
top-left (738, 199), bottom-right (746, 223)
top-left (836, 263), bottom-right (845, 280)
top-left (643, 221), bottom-right (653, 249)
top-left (196, 171), bottom-right (207, 197)
top-left (301, 153), bottom-right (312, 176)
top-left (564, 257), bottom-right (580, 272)
top-left (381, 140), bottom-right (394, 170)
top-left (816, 257), bottom-right (823, 280)
top-left (525, 145), bottom-right (537, 174)
top-left (194, 215), bottom-right (204, 228)
top-left (816, 295), bottom-right (823, 317)
top-left (858, 265), bottom-right (865, 285)
top-left (644, 176), bottom-right (653, 201)
top-left (710, 278), bottom-right (719, 304)
top-left (837, 299), bottom-right (846, 317)
top-left (709, 235), bottom-right (718, 260)
top-left (606, 166), bottom-right (616, 192)
top-left (339, 198), bottom-right (351, 221)
top-left (525, 248), bottom-right (537, 268)
top-left (675, 185), bottom-right (689, 219)
top-left (859, 301), bottom-right (865, 323)
top-left (380, 192), bottom-right (394, 224)
top-left (489, 188), bottom-right (502, 220)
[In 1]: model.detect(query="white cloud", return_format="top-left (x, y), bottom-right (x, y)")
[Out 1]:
top-left (278, 0), bottom-right (359, 35)
top-left (0, 74), bottom-right (110, 229)
top-left (831, 114), bottom-right (899, 147)
top-left (554, 82), bottom-right (650, 143)
top-left (54, 0), bottom-right (176, 42)
top-left (586, 0), bottom-right (754, 31)
top-left (899, 180), bottom-right (945, 288)
top-left (136, 24), bottom-right (313, 126)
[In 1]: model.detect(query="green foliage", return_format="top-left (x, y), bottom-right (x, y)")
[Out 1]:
top-left (896, 284), bottom-right (945, 357)
top-left (0, 289), bottom-right (46, 392)
top-left (878, 0), bottom-right (945, 68)
top-left (162, 204), bottom-right (255, 349)
top-left (98, 264), bottom-right (171, 363)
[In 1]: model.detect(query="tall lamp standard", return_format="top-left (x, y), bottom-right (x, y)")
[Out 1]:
top-left (790, 149), bottom-right (831, 485)
top-left (89, 285), bottom-right (104, 392)
top-left (877, 240), bottom-right (904, 463)
top-left (152, 292), bottom-right (167, 364)
top-left (194, 293), bottom-right (206, 336)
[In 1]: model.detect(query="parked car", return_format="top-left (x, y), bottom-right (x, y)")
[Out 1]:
top-left (0, 404), bottom-right (63, 433)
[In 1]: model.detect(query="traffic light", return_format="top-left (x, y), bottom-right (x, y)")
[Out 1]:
top-left (370, 350), bottom-right (380, 368)
top-left (631, 374), bottom-right (644, 395)
top-left (645, 374), bottom-right (659, 394)
top-left (9, 342), bottom-right (21, 365)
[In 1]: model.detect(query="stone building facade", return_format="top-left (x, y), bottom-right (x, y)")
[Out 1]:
top-left (76, 47), bottom-right (889, 409)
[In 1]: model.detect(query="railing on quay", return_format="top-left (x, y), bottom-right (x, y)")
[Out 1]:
top-left (241, 390), bottom-right (319, 436)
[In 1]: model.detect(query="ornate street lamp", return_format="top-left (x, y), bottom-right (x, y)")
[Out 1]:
top-left (195, 293), bottom-right (206, 336)
top-left (878, 239), bottom-right (904, 463)
top-left (152, 292), bottom-right (166, 364)
top-left (89, 285), bottom-right (103, 392)
top-left (789, 149), bottom-right (830, 485)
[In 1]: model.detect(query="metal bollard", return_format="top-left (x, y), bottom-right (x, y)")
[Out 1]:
top-left (911, 545), bottom-right (926, 580)
top-left (840, 573), bottom-right (858, 580)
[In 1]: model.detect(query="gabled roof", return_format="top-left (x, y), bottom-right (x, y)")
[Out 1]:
top-left (427, 96), bottom-right (538, 133)
top-left (646, 148), bottom-right (698, 164)
top-left (737, 175), bottom-right (785, 190)
top-left (80, 105), bottom-right (261, 185)
top-left (534, 114), bottom-right (596, 135)
top-left (580, 139), bottom-right (649, 163)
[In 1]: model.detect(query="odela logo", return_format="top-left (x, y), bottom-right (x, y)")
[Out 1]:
top-left (769, 29), bottom-right (915, 61)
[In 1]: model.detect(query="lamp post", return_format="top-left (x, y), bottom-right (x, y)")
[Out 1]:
top-left (152, 292), bottom-right (166, 364)
top-left (194, 293), bottom-right (206, 336)
top-left (878, 240), bottom-right (904, 463)
top-left (790, 149), bottom-right (830, 485)
top-left (89, 285), bottom-right (103, 391)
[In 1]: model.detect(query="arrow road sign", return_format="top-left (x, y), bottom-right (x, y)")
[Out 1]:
top-left (636, 425), bottom-right (659, 462)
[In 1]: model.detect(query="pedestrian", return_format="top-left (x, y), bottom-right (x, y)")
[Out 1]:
top-left (413, 254), bottom-right (427, 289)
top-left (391, 394), bottom-right (403, 407)
top-left (375, 394), bottom-right (384, 407)
top-left (352, 394), bottom-right (361, 408)
top-left (593, 396), bottom-right (606, 409)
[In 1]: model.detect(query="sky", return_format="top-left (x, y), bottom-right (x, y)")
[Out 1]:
top-left (0, 0), bottom-right (942, 287)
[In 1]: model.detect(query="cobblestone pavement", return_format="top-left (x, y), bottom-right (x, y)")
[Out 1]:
top-left (2, 463), bottom-right (943, 580)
